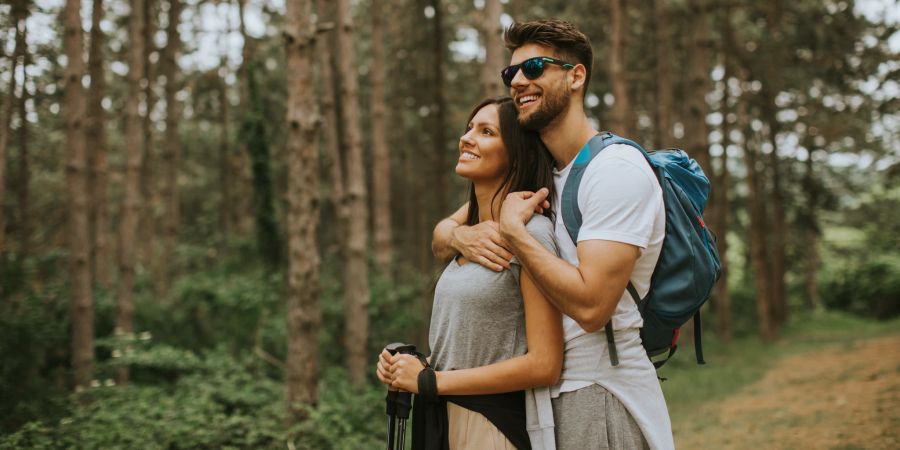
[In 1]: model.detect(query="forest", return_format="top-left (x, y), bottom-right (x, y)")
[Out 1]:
top-left (0, 0), bottom-right (898, 448)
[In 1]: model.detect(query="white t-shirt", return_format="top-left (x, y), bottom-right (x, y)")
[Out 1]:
top-left (553, 143), bottom-right (665, 342)
top-left (550, 142), bottom-right (675, 450)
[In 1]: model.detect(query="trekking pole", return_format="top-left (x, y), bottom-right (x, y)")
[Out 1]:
top-left (384, 342), bottom-right (417, 450)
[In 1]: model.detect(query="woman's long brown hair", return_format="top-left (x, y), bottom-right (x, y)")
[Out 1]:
top-left (463, 97), bottom-right (556, 226)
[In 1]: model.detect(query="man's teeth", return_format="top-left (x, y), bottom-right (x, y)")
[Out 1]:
top-left (519, 95), bottom-right (539, 105)
top-left (462, 151), bottom-right (480, 160)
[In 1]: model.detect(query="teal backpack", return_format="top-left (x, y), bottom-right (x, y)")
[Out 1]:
top-left (561, 132), bottom-right (721, 368)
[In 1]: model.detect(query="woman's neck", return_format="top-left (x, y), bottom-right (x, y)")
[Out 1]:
top-left (474, 179), bottom-right (506, 223)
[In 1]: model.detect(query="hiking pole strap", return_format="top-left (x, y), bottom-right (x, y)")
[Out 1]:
top-left (605, 323), bottom-right (619, 366)
top-left (694, 311), bottom-right (706, 364)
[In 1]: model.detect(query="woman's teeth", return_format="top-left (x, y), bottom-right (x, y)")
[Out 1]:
top-left (461, 151), bottom-right (480, 160)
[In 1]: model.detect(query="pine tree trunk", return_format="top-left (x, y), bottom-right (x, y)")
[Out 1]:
top-left (17, 17), bottom-right (31, 259)
top-left (118, 0), bottom-right (147, 383)
top-left (480, 0), bottom-right (504, 97)
top-left (316, 0), bottom-right (347, 256)
top-left (63, 0), bottom-right (95, 390)
top-left (653, 0), bottom-right (674, 148)
top-left (139, 0), bottom-right (157, 271)
top-left (370, 0), bottom-right (393, 273)
top-left (740, 94), bottom-right (776, 342)
top-left (0, 3), bottom-right (23, 260)
top-left (218, 64), bottom-right (232, 240)
top-left (335, 0), bottom-right (371, 387)
top-left (712, 12), bottom-right (733, 342)
top-left (87, 0), bottom-right (111, 288)
top-left (763, 0), bottom-right (788, 327)
top-left (284, 0), bottom-right (321, 421)
top-left (158, 0), bottom-right (182, 297)
top-left (608, 0), bottom-right (631, 136)
top-left (803, 149), bottom-right (820, 310)
top-left (684, 0), bottom-right (712, 176)
top-left (429, 0), bottom-right (448, 256)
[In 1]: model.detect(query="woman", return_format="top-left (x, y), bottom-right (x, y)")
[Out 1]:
top-left (376, 97), bottom-right (563, 449)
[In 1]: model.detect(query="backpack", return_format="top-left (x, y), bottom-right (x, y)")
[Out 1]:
top-left (561, 132), bottom-right (721, 369)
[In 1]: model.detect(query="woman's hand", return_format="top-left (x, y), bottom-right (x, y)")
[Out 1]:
top-left (376, 349), bottom-right (394, 387)
top-left (389, 354), bottom-right (426, 393)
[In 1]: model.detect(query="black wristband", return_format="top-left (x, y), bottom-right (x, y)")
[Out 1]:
top-left (417, 367), bottom-right (438, 403)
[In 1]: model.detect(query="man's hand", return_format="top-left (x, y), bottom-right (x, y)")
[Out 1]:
top-left (499, 188), bottom-right (551, 239)
top-left (451, 221), bottom-right (513, 272)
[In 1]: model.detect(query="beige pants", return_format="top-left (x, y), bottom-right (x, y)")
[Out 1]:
top-left (446, 402), bottom-right (517, 450)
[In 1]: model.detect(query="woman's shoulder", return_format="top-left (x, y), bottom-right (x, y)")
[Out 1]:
top-left (525, 214), bottom-right (554, 234)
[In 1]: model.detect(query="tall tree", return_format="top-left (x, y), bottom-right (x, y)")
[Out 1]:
top-left (0, 1), bottom-right (24, 261)
top-left (608, 0), bottom-right (631, 136)
top-left (284, 0), bottom-right (321, 420)
top-left (335, 0), bottom-right (371, 387)
top-left (87, 0), bottom-right (111, 288)
top-left (711, 4), bottom-right (733, 342)
top-left (139, 0), bottom-right (158, 269)
top-left (761, 0), bottom-right (789, 327)
top-left (118, 0), bottom-right (147, 383)
top-left (238, 0), bottom-right (282, 267)
top-left (683, 0), bottom-right (712, 175)
top-left (652, 0), bottom-right (674, 148)
top-left (217, 60), bottom-right (233, 240)
top-left (158, 0), bottom-right (182, 297)
top-left (802, 145), bottom-right (821, 311)
top-left (370, 0), bottom-right (393, 273)
top-left (428, 0), bottom-right (448, 257)
top-left (480, 0), bottom-right (504, 97)
top-left (16, 13), bottom-right (31, 259)
top-left (63, 0), bottom-right (94, 389)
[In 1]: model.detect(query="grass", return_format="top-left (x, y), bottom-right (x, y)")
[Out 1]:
top-left (660, 310), bottom-right (900, 423)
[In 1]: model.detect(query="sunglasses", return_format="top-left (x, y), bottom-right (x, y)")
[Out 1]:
top-left (500, 56), bottom-right (575, 87)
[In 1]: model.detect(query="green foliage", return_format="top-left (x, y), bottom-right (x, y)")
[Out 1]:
top-left (821, 255), bottom-right (900, 320)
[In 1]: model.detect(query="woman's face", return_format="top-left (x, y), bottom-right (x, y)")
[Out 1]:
top-left (455, 104), bottom-right (509, 183)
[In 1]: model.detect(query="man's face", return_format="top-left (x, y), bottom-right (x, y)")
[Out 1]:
top-left (507, 43), bottom-right (573, 132)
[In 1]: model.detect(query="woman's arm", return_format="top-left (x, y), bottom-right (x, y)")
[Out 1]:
top-left (388, 268), bottom-right (563, 395)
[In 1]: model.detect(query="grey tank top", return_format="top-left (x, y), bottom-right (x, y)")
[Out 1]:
top-left (428, 215), bottom-right (558, 371)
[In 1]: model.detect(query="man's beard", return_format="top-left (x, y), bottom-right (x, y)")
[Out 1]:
top-left (518, 86), bottom-right (570, 132)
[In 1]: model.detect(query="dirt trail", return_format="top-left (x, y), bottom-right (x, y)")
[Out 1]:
top-left (675, 335), bottom-right (900, 449)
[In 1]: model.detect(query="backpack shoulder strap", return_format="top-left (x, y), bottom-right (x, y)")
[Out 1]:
top-left (560, 132), bottom-right (649, 244)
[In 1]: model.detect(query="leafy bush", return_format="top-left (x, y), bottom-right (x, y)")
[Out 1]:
top-left (821, 255), bottom-right (900, 319)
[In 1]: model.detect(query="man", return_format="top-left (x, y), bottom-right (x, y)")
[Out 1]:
top-left (432, 19), bottom-right (675, 450)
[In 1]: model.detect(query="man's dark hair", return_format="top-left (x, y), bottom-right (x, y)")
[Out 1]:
top-left (504, 19), bottom-right (594, 95)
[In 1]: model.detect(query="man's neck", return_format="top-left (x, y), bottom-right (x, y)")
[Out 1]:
top-left (539, 101), bottom-right (599, 170)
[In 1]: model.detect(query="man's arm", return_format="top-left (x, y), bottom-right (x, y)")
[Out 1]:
top-left (499, 189), bottom-right (639, 332)
top-left (431, 203), bottom-right (514, 272)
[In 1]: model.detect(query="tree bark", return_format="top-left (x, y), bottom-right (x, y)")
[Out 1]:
top-left (335, 0), bottom-right (371, 387)
top-left (158, 0), bottom-right (182, 298)
top-left (683, 0), bottom-right (712, 176)
top-left (803, 148), bottom-right (820, 310)
top-left (608, 0), bottom-right (631, 136)
top-left (740, 93), bottom-right (776, 342)
top-left (117, 0), bottom-right (147, 383)
top-left (63, 0), bottom-right (95, 390)
top-left (429, 0), bottom-right (448, 259)
top-left (87, 0), bottom-right (111, 288)
top-left (762, 0), bottom-right (788, 327)
top-left (217, 62), bottom-right (232, 240)
top-left (139, 0), bottom-right (157, 270)
top-left (284, 0), bottom-right (321, 421)
top-left (315, 0), bottom-right (347, 259)
top-left (16, 16), bottom-right (31, 259)
top-left (480, 0), bottom-right (504, 97)
top-left (653, 0), bottom-right (674, 148)
top-left (0, 2), bottom-right (23, 261)
top-left (370, 0), bottom-right (393, 273)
